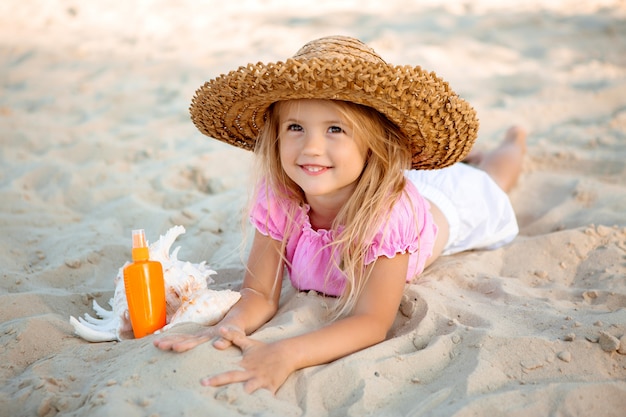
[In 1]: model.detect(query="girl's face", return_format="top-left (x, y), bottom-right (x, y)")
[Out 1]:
top-left (278, 99), bottom-right (369, 205)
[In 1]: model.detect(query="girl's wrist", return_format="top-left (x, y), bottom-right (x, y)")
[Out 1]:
top-left (273, 338), bottom-right (301, 373)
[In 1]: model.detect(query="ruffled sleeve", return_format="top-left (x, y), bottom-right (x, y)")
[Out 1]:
top-left (249, 184), bottom-right (290, 241)
top-left (364, 181), bottom-right (438, 279)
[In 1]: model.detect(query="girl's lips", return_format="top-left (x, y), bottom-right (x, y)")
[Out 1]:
top-left (300, 164), bottom-right (329, 175)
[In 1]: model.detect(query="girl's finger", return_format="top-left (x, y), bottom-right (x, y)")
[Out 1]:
top-left (201, 370), bottom-right (250, 387)
top-left (218, 326), bottom-right (251, 349)
top-left (153, 334), bottom-right (206, 352)
top-left (212, 337), bottom-right (233, 350)
top-left (244, 377), bottom-right (274, 395)
top-left (169, 335), bottom-right (213, 352)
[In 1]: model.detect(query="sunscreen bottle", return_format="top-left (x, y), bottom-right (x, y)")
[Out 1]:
top-left (123, 229), bottom-right (166, 338)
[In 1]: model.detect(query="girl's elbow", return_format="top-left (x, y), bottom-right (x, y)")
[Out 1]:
top-left (369, 320), bottom-right (393, 344)
top-left (268, 301), bottom-right (280, 317)
top-left (370, 332), bottom-right (387, 346)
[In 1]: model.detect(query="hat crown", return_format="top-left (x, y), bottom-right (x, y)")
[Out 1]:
top-left (292, 35), bottom-right (386, 65)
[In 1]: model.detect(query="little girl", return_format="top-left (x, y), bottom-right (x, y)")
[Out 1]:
top-left (154, 35), bottom-right (526, 394)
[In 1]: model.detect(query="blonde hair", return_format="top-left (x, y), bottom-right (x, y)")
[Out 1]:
top-left (252, 99), bottom-right (413, 319)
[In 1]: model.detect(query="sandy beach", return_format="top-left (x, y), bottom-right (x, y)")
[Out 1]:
top-left (1, 0), bottom-right (625, 415)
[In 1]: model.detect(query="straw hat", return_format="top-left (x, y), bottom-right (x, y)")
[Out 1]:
top-left (190, 35), bottom-right (478, 170)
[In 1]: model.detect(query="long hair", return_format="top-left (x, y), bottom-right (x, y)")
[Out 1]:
top-left (252, 99), bottom-right (413, 319)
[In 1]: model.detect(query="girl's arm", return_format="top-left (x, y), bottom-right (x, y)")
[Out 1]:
top-left (205, 252), bottom-right (409, 393)
top-left (285, 253), bottom-right (408, 366)
top-left (154, 231), bottom-right (284, 352)
top-left (218, 231), bottom-right (284, 334)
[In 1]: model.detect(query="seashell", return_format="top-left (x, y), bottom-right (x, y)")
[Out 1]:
top-left (162, 288), bottom-right (241, 331)
top-left (69, 226), bottom-right (240, 342)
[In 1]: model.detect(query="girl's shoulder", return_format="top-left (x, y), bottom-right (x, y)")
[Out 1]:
top-left (389, 179), bottom-right (431, 223)
top-left (364, 179), bottom-right (435, 265)
top-left (249, 182), bottom-right (305, 240)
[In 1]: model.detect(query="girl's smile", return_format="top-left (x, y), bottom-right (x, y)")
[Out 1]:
top-left (300, 164), bottom-right (329, 175)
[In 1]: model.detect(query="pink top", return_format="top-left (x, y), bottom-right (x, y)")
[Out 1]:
top-left (250, 180), bottom-right (437, 296)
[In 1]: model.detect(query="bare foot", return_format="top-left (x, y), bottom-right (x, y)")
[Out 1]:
top-left (463, 149), bottom-right (485, 166)
top-left (476, 126), bottom-right (527, 193)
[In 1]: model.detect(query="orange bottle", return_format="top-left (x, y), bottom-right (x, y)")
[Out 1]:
top-left (123, 229), bottom-right (166, 338)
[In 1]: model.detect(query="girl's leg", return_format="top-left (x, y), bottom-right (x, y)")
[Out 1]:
top-left (466, 126), bottom-right (527, 193)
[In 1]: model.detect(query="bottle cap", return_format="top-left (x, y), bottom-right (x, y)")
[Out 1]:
top-left (131, 229), bottom-right (149, 261)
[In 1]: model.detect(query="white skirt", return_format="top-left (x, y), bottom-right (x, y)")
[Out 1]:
top-left (405, 163), bottom-right (519, 255)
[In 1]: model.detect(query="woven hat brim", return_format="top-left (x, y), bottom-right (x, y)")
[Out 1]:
top-left (190, 57), bottom-right (478, 170)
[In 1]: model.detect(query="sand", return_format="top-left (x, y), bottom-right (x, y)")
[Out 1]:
top-left (1, 0), bottom-right (625, 416)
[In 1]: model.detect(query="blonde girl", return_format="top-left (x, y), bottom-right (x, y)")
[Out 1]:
top-left (154, 36), bottom-right (526, 394)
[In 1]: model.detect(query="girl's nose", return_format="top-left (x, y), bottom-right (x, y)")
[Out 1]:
top-left (302, 131), bottom-right (325, 155)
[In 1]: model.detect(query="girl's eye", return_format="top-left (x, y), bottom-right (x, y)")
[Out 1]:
top-left (287, 124), bottom-right (303, 132)
top-left (328, 126), bottom-right (343, 134)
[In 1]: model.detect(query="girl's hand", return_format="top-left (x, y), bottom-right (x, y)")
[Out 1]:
top-left (153, 327), bottom-right (222, 352)
top-left (155, 232), bottom-right (283, 354)
top-left (202, 326), bottom-right (294, 394)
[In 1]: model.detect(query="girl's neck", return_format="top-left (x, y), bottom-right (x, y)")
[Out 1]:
top-left (305, 196), bottom-right (343, 230)
top-left (308, 209), bottom-right (335, 230)
top-left (302, 183), bottom-right (357, 230)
